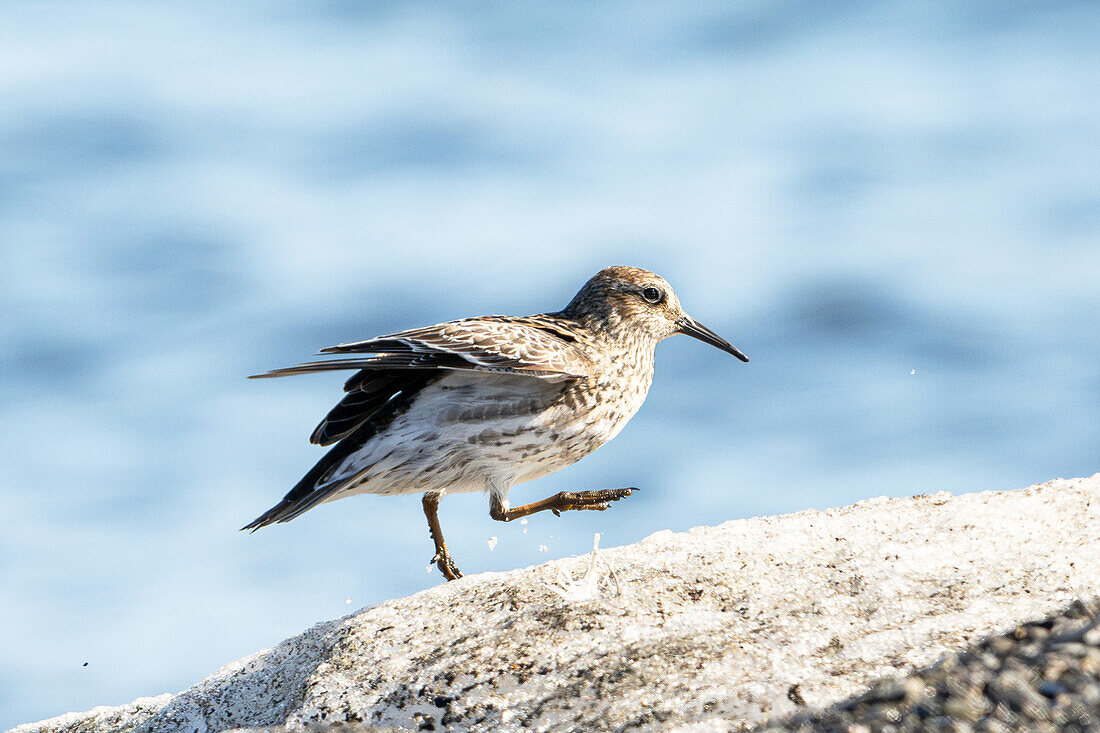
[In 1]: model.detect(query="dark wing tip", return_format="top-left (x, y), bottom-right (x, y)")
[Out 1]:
top-left (308, 425), bottom-right (329, 446)
top-left (248, 367), bottom-right (319, 379)
top-left (247, 360), bottom-right (386, 380)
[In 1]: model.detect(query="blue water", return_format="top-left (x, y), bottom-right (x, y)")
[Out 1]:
top-left (2, 1), bottom-right (1099, 727)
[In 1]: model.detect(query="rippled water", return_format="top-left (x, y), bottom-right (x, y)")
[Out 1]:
top-left (2, 1), bottom-right (1098, 727)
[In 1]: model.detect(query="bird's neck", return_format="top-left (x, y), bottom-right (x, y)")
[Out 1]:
top-left (550, 308), bottom-right (661, 378)
top-left (595, 320), bottom-right (661, 380)
top-left (555, 309), bottom-right (655, 349)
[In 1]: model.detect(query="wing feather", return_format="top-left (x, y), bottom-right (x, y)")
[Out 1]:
top-left (250, 316), bottom-right (593, 381)
top-left (318, 316), bottom-right (593, 378)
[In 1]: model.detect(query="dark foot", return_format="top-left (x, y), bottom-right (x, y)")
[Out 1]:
top-left (550, 487), bottom-right (638, 516)
top-left (432, 551), bottom-right (464, 581)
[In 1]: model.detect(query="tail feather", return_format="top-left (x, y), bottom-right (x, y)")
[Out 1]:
top-left (243, 371), bottom-right (440, 531)
top-left (241, 480), bottom-right (346, 531)
top-left (243, 482), bottom-right (343, 530)
top-left (242, 421), bottom-right (377, 531)
top-left (241, 502), bottom-right (294, 532)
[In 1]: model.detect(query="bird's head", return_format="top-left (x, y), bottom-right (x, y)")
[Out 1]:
top-left (562, 266), bottom-right (749, 362)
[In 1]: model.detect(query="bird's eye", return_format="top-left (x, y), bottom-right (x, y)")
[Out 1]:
top-left (641, 287), bottom-right (663, 304)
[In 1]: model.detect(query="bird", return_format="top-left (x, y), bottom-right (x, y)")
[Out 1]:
top-left (244, 266), bottom-right (748, 581)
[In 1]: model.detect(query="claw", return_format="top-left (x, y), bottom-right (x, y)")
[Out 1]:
top-left (430, 551), bottom-right (463, 581)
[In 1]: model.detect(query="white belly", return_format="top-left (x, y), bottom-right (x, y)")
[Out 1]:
top-left (321, 366), bottom-right (652, 501)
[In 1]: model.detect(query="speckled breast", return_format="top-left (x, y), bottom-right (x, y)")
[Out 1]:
top-left (513, 354), bottom-right (656, 483)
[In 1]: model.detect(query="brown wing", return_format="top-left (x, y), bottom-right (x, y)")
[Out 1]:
top-left (317, 315), bottom-right (594, 378)
top-left (249, 315), bottom-right (593, 447)
top-left (250, 315), bottom-right (593, 382)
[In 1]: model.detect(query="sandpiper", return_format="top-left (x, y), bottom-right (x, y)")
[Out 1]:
top-left (245, 266), bottom-right (748, 580)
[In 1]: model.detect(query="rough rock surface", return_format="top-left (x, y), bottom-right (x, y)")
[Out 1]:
top-left (12, 475), bottom-right (1100, 733)
top-left (762, 598), bottom-right (1100, 732)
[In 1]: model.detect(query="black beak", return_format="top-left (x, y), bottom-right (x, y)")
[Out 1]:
top-left (678, 315), bottom-right (749, 362)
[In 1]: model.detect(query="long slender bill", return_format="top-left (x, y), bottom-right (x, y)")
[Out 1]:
top-left (678, 315), bottom-right (749, 362)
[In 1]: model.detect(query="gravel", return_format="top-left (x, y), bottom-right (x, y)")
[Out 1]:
top-left (762, 598), bottom-right (1100, 733)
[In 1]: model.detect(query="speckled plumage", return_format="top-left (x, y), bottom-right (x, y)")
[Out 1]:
top-left (246, 266), bottom-right (748, 580)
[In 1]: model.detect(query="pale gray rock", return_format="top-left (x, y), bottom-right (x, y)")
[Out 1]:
top-left (12, 474), bottom-right (1100, 733)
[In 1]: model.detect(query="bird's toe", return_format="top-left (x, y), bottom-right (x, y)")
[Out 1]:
top-left (431, 552), bottom-right (464, 581)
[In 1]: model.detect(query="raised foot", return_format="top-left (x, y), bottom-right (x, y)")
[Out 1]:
top-left (431, 551), bottom-right (464, 581)
top-left (550, 487), bottom-right (638, 516)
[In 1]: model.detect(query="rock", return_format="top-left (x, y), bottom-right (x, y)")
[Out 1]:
top-left (770, 598), bottom-right (1100, 732)
top-left (12, 475), bottom-right (1100, 733)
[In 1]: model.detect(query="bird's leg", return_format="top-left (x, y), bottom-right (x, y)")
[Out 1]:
top-left (489, 488), bottom-right (637, 522)
top-left (422, 492), bottom-right (463, 581)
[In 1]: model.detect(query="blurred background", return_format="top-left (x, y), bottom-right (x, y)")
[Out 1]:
top-left (2, 0), bottom-right (1098, 727)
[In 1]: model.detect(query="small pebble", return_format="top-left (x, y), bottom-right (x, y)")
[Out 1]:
top-left (1038, 680), bottom-right (1066, 698)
